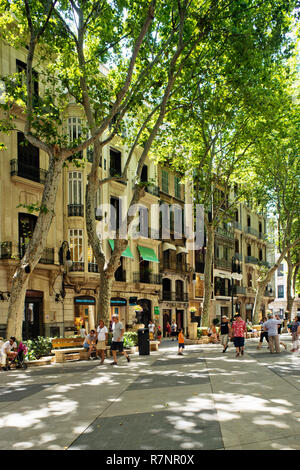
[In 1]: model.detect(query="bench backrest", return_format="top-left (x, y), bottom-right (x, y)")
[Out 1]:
top-left (52, 337), bottom-right (84, 349)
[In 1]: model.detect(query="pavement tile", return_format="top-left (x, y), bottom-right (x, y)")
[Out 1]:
top-left (69, 409), bottom-right (224, 450)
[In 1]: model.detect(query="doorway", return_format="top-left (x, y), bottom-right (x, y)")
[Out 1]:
top-left (23, 291), bottom-right (44, 340)
top-left (176, 309), bottom-right (184, 330)
top-left (137, 299), bottom-right (152, 326)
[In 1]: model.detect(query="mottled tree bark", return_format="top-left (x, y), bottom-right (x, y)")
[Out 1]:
top-left (201, 221), bottom-right (214, 327)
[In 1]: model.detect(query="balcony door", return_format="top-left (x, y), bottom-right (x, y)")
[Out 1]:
top-left (17, 132), bottom-right (40, 182)
top-left (19, 213), bottom-right (37, 257)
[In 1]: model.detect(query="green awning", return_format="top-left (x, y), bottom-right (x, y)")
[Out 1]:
top-left (137, 245), bottom-right (159, 263)
top-left (108, 239), bottom-right (134, 259)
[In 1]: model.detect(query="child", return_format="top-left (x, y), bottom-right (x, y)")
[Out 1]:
top-left (178, 328), bottom-right (185, 355)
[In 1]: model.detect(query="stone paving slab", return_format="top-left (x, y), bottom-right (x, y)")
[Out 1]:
top-left (0, 383), bottom-right (55, 403)
top-left (69, 409), bottom-right (224, 451)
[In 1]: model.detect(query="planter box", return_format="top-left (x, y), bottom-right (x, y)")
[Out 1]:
top-left (26, 356), bottom-right (53, 367)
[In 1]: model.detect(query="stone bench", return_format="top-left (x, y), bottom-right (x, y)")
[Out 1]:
top-left (150, 340), bottom-right (160, 351)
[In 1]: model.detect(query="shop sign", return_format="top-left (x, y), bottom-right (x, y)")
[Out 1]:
top-left (111, 297), bottom-right (127, 306)
top-left (154, 306), bottom-right (160, 315)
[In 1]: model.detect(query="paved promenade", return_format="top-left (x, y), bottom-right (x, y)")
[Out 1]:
top-left (0, 335), bottom-right (300, 451)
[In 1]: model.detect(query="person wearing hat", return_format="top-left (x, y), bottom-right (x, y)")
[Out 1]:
top-left (220, 316), bottom-right (231, 353)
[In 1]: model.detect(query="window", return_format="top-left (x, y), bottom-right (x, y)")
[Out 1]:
top-left (259, 249), bottom-right (263, 261)
top-left (17, 132), bottom-right (40, 182)
top-left (235, 239), bottom-right (239, 254)
top-left (68, 117), bottom-right (82, 142)
top-left (277, 285), bottom-right (284, 298)
top-left (247, 245), bottom-right (251, 257)
top-left (174, 176), bottom-right (181, 199)
top-left (69, 229), bottom-right (84, 271)
top-left (141, 165), bottom-right (148, 183)
top-left (247, 215), bottom-right (251, 227)
top-left (110, 148), bottom-right (122, 177)
top-left (162, 170), bottom-right (169, 193)
top-left (277, 264), bottom-right (284, 277)
top-left (110, 196), bottom-right (120, 231)
top-left (16, 59), bottom-right (39, 99)
top-left (68, 172), bottom-right (83, 205)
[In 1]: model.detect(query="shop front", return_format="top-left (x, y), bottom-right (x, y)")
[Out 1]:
top-left (74, 296), bottom-right (96, 334)
top-left (110, 297), bottom-right (127, 327)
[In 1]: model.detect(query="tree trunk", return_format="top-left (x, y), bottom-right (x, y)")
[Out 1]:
top-left (252, 282), bottom-right (266, 324)
top-left (6, 155), bottom-right (63, 339)
top-left (202, 222), bottom-right (214, 327)
top-left (286, 254), bottom-right (295, 320)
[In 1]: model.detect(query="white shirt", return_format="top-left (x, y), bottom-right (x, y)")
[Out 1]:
top-left (2, 341), bottom-right (17, 354)
top-left (148, 323), bottom-right (155, 333)
top-left (97, 326), bottom-right (108, 342)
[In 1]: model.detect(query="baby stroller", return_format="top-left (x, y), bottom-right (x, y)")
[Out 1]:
top-left (4, 342), bottom-right (28, 371)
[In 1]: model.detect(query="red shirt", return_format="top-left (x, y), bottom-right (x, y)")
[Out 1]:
top-left (232, 319), bottom-right (246, 337)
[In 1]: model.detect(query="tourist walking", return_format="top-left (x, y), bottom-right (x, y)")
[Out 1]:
top-left (257, 317), bottom-right (269, 349)
top-left (111, 314), bottom-right (130, 365)
top-left (96, 320), bottom-right (109, 364)
top-left (177, 328), bottom-right (185, 355)
top-left (231, 313), bottom-right (247, 357)
top-left (275, 314), bottom-right (287, 350)
top-left (165, 321), bottom-right (171, 339)
top-left (220, 316), bottom-right (230, 353)
top-left (262, 313), bottom-right (282, 354)
top-left (148, 320), bottom-right (155, 341)
top-left (171, 320), bottom-right (177, 341)
top-left (290, 314), bottom-right (300, 352)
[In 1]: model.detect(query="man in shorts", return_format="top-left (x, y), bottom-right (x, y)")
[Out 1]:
top-left (220, 316), bottom-right (231, 353)
top-left (111, 314), bottom-right (130, 365)
top-left (96, 320), bottom-right (108, 364)
top-left (231, 313), bottom-right (247, 357)
top-left (83, 330), bottom-right (97, 359)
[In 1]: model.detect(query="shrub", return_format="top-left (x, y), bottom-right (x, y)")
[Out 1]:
top-left (24, 336), bottom-right (53, 360)
top-left (123, 332), bottom-right (138, 348)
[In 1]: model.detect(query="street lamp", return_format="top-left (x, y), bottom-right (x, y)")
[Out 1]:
top-left (231, 255), bottom-right (243, 320)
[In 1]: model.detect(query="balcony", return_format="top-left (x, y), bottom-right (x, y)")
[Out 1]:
top-left (161, 291), bottom-right (189, 302)
top-left (214, 258), bottom-right (232, 270)
top-left (68, 204), bottom-right (84, 217)
top-left (216, 226), bottom-right (234, 240)
top-left (39, 248), bottom-right (54, 264)
top-left (233, 285), bottom-right (246, 295)
top-left (145, 184), bottom-right (160, 197)
top-left (133, 272), bottom-right (162, 284)
top-left (88, 262), bottom-right (98, 273)
top-left (258, 260), bottom-right (271, 268)
top-left (245, 256), bottom-right (259, 265)
top-left (70, 262), bottom-right (85, 272)
top-left (0, 242), bottom-right (54, 264)
top-left (246, 227), bottom-right (259, 237)
top-left (234, 221), bottom-right (242, 231)
top-left (161, 260), bottom-right (191, 273)
top-left (259, 232), bottom-right (267, 241)
top-left (10, 159), bottom-right (48, 184)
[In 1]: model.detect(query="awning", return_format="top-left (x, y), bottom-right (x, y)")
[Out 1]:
top-left (162, 242), bottom-right (176, 251)
top-left (108, 239), bottom-right (134, 259)
top-left (138, 245), bottom-right (159, 263)
top-left (176, 246), bottom-right (189, 255)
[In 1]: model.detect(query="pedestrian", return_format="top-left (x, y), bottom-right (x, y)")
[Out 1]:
top-left (208, 322), bottom-right (219, 344)
top-left (257, 317), bottom-right (269, 349)
top-left (262, 313), bottom-right (282, 354)
top-left (166, 321), bottom-right (171, 339)
top-left (275, 314), bottom-right (287, 350)
top-left (79, 324), bottom-right (87, 338)
top-left (177, 328), bottom-right (185, 355)
top-left (231, 313), bottom-right (247, 357)
top-left (96, 320), bottom-right (109, 364)
top-left (156, 325), bottom-right (162, 344)
top-left (171, 320), bottom-right (177, 341)
top-left (83, 330), bottom-right (97, 359)
top-left (290, 314), bottom-right (300, 352)
top-left (1, 337), bottom-right (17, 370)
top-left (110, 314), bottom-right (130, 365)
top-left (148, 319), bottom-right (155, 341)
top-left (220, 316), bottom-right (230, 353)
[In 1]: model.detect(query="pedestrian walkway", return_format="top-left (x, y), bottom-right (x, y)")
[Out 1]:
top-left (0, 335), bottom-right (299, 450)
